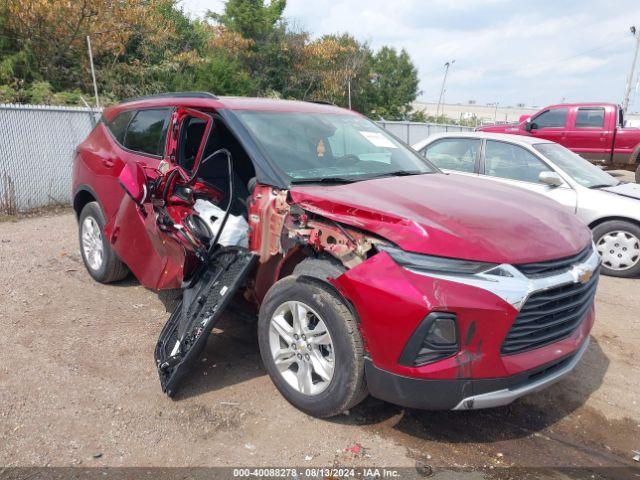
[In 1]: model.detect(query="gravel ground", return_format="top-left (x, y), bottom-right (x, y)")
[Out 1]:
top-left (0, 210), bottom-right (639, 478)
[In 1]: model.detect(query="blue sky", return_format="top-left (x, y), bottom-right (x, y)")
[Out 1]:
top-left (181, 0), bottom-right (640, 112)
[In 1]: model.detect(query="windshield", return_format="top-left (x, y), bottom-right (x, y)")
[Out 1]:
top-left (533, 143), bottom-right (619, 188)
top-left (234, 111), bottom-right (435, 183)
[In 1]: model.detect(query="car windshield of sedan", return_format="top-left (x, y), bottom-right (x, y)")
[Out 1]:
top-left (234, 111), bottom-right (435, 183)
top-left (533, 143), bottom-right (620, 188)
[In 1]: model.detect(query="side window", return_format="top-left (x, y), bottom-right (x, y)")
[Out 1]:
top-left (107, 111), bottom-right (134, 144)
top-left (124, 109), bottom-right (171, 156)
top-left (575, 107), bottom-right (605, 128)
top-left (484, 140), bottom-right (551, 183)
top-left (532, 108), bottom-right (568, 128)
top-left (422, 138), bottom-right (480, 173)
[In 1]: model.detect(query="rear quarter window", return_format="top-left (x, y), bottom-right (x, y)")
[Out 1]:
top-left (106, 110), bottom-right (135, 144)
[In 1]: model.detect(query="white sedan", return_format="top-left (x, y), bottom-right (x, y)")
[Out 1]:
top-left (413, 132), bottom-right (640, 278)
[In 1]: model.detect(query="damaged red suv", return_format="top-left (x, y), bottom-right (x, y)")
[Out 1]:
top-left (72, 93), bottom-right (600, 417)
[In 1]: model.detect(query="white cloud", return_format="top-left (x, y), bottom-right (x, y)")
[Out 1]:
top-left (181, 0), bottom-right (640, 111)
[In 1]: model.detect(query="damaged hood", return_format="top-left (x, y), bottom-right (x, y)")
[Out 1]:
top-left (290, 173), bottom-right (591, 265)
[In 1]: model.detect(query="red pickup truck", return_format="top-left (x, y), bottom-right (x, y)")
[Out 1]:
top-left (477, 103), bottom-right (640, 182)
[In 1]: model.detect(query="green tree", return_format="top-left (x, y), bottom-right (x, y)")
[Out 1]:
top-left (368, 47), bottom-right (421, 119)
top-left (209, 0), bottom-right (286, 42)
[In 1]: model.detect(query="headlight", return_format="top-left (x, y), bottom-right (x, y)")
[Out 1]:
top-left (378, 244), bottom-right (498, 275)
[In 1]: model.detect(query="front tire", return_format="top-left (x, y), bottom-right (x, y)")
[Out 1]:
top-left (78, 202), bottom-right (129, 283)
top-left (258, 276), bottom-right (367, 418)
top-left (593, 220), bottom-right (640, 278)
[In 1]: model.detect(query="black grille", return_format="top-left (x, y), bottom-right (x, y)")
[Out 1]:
top-left (515, 246), bottom-right (592, 278)
top-left (501, 268), bottom-right (599, 355)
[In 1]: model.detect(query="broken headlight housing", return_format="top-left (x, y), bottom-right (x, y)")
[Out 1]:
top-left (378, 244), bottom-right (499, 276)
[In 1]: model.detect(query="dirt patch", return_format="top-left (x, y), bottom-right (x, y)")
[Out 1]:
top-left (0, 213), bottom-right (638, 474)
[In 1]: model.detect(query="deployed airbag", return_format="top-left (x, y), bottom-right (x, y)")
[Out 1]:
top-left (193, 199), bottom-right (249, 247)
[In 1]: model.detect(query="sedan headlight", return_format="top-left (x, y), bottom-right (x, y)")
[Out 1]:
top-left (378, 244), bottom-right (499, 276)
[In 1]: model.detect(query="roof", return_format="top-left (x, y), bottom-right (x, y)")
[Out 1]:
top-left (543, 102), bottom-right (618, 109)
top-left (412, 131), bottom-right (554, 149)
top-left (103, 93), bottom-right (356, 120)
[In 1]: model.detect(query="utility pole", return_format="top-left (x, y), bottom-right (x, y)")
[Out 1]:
top-left (348, 78), bottom-right (352, 110)
top-left (436, 60), bottom-right (454, 118)
top-left (86, 35), bottom-right (100, 110)
top-left (623, 26), bottom-right (640, 112)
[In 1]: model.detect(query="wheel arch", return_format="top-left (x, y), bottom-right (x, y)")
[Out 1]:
top-left (588, 215), bottom-right (640, 230)
top-left (290, 256), bottom-right (364, 336)
top-left (73, 185), bottom-right (102, 220)
top-left (630, 143), bottom-right (640, 165)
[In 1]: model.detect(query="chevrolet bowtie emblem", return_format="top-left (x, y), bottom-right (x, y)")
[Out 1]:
top-left (571, 265), bottom-right (593, 284)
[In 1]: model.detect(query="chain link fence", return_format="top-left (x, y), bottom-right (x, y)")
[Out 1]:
top-left (377, 120), bottom-right (473, 145)
top-left (0, 104), bottom-right (100, 214)
top-left (0, 104), bottom-right (473, 214)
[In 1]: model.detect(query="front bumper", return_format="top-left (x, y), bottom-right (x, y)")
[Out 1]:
top-left (332, 245), bottom-right (599, 380)
top-left (365, 337), bottom-right (590, 410)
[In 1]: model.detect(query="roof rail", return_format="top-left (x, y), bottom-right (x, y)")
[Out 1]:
top-left (121, 92), bottom-right (218, 103)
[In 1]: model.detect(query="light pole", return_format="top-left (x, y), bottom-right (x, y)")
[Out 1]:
top-left (436, 60), bottom-right (454, 119)
top-left (623, 26), bottom-right (640, 112)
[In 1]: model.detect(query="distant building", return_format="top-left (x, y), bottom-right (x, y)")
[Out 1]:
top-left (413, 101), bottom-right (537, 125)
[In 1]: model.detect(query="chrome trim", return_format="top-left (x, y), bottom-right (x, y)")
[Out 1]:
top-left (407, 244), bottom-right (600, 310)
top-left (452, 337), bottom-right (590, 410)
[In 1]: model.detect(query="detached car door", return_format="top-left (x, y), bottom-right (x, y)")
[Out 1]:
top-left (480, 139), bottom-right (577, 212)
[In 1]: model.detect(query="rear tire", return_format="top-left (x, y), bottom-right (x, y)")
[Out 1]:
top-left (79, 202), bottom-right (129, 283)
top-left (593, 220), bottom-right (640, 278)
top-left (258, 276), bottom-right (367, 418)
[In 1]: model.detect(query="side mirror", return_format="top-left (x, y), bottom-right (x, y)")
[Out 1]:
top-left (524, 120), bottom-right (536, 132)
top-left (119, 162), bottom-right (147, 205)
top-left (539, 171), bottom-right (563, 187)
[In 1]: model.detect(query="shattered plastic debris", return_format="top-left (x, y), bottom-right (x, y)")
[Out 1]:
top-left (304, 455), bottom-right (313, 461)
top-left (633, 450), bottom-right (640, 462)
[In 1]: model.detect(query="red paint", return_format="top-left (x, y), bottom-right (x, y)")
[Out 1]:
top-left (477, 102), bottom-right (640, 167)
top-left (333, 252), bottom-right (593, 378)
top-left (73, 94), bottom-right (596, 404)
top-left (291, 173), bottom-right (590, 264)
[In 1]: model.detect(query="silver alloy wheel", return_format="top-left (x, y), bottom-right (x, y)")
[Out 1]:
top-left (268, 300), bottom-right (335, 395)
top-left (81, 216), bottom-right (104, 271)
top-left (596, 230), bottom-right (640, 271)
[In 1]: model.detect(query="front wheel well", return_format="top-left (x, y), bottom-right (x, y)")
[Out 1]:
top-left (588, 216), bottom-right (640, 231)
